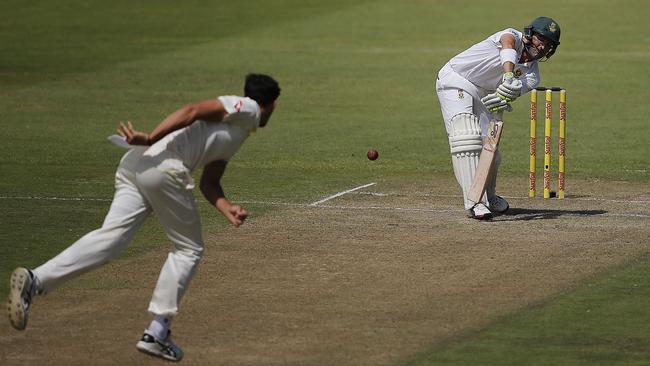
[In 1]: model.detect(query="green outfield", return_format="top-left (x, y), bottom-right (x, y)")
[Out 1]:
top-left (404, 256), bottom-right (650, 366)
top-left (1, 0), bottom-right (648, 365)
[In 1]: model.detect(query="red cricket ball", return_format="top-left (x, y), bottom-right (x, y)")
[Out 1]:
top-left (367, 149), bottom-right (379, 161)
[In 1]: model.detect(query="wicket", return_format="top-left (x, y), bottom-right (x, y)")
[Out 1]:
top-left (529, 87), bottom-right (566, 199)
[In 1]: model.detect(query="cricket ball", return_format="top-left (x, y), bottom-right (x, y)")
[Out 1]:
top-left (367, 149), bottom-right (379, 161)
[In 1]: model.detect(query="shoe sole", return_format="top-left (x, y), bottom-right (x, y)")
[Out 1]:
top-left (468, 207), bottom-right (493, 220)
top-left (137, 341), bottom-right (182, 362)
top-left (472, 213), bottom-right (493, 220)
top-left (7, 268), bottom-right (31, 331)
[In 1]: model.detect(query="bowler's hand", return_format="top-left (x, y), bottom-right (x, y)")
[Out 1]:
top-left (217, 199), bottom-right (249, 227)
top-left (117, 121), bottom-right (150, 146)
top-left (227, 204), bottom-right (249, 227)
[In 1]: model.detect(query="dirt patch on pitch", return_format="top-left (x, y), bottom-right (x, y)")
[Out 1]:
top-left (1, 177), bottom-right (648, 366)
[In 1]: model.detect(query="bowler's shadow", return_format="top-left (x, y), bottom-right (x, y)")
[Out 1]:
top-left (496, 207), bottom-right (607, 221)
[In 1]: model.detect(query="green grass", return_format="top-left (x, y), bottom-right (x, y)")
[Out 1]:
top-left (404, 257), bottom-right (650, 366)
top-left (0, 0), bottom-right (648, 364)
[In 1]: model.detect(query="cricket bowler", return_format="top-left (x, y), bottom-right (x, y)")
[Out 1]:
top-left (7, 73), bottom-right (281, 362)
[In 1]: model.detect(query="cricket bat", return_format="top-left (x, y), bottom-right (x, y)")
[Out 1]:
top-left (468, 119), bottom-right (504, 204)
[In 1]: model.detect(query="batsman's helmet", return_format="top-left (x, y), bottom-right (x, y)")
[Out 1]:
top-left (523, 16), bottom-right (561, 60)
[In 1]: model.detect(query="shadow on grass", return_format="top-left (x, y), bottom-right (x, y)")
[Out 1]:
top-left (495, 207), bottom-right (607, 221)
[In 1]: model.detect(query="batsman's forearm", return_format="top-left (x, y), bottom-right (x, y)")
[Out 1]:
top-left (147, 105), bottom-right (198, 144)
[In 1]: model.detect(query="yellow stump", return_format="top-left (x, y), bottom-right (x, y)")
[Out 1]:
top-left (529, 91), bottom-right (537, 198)
top-left (558, 90), bottom-right (566, 199)
top-left (543, 89), bottom-right (552, 199)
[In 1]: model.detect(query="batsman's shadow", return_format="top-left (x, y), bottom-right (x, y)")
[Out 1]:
top-left (496, 207), bottom-right (607, 221)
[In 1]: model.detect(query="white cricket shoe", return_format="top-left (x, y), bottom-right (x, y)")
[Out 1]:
top-left (468, 203), bottom-right (493, 220)
top-left (7, 267), bottom-right (37, 331)
top-left (137, 330), bottom-right (184, 362)
top-left (488, 195), bottom-right (510, 213)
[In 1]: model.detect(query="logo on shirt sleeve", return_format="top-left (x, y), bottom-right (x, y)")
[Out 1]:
top-left (234, 100), bottom-right (243, 113)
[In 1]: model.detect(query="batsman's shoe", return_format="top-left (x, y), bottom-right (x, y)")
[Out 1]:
top-left (7, 267), bottom-right (37, 331)
top-left (137, 330), bottom-right (184, 362)
top-left (468, 203), bottom-right (493, 220)
top-left (488, 195), bottom-right (510, 213)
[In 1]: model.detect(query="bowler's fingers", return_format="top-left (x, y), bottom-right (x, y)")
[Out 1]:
top-left (117, 122), bottom-right (126, 137)
top-left (228, 214), bottom-right (243, 227)
top-left (228, 206), bottom-right (248, 227)
top-left (236, 208), bottom-right (249, 221)
top-left (117, 121), bottom-right (134, 140)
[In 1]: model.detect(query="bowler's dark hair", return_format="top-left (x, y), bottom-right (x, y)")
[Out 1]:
top-left (244, 74), bottom-right (280, 107)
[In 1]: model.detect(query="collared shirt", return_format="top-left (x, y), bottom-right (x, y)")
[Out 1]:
top-left (448, 28), bottom-right (540, 94)
top-left (147, 96), bottom-right (261, 172)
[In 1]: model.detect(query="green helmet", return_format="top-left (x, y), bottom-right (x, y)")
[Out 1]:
top-left (524, 16), bottom-right (561, 59)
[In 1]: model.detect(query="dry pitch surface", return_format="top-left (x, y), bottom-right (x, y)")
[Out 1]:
top-left (1, 177), bottom-right (648, 365)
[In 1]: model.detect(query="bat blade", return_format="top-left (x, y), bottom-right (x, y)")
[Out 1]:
top-left (468, 120), bottom-right (504, 204)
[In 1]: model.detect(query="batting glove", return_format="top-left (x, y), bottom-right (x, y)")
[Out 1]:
top-left (496, 72), bottom-right (523, 102)
top-left (481, 93), bottom-right (513, 113)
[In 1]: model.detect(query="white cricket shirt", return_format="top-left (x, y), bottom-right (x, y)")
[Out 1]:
top-left (448, 28), bottom-right (540, 93)
top-left (148, 96), bottom-right (261, 172)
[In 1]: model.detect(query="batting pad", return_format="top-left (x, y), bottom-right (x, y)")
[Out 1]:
top-left (448, 113), bottom-right (485, 209)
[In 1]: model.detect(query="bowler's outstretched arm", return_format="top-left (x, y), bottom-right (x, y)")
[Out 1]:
top-left (118, 99), bottom-right (229, 145)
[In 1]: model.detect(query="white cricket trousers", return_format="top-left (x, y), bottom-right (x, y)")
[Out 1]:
top-left (435, 63), bottom-right (493, 136)
top-left (34, 148), bottom-right (204, 316)
top-left (435, 63), bottom-right (502, 209)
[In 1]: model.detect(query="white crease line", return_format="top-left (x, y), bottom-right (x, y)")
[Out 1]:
top-left (558, 197), bottom-right (650, 204)
top-left (241, 201), bottom-right (649, 218)
top-left (608, 213), bottom-right (650, 218)
top-left (0, 195), bottom-right (112, 202)
top-left (309, 182), bottom-right (376, 206)
top-left (240, 200), bottom-right (458, 212)
top-left (238, 200), bottom-right (308, 207)
top-left (314, 204), bottom-right (461, 213)
top-left (242, 201), bottom-right (461, 213)
top-left (352, 192), bottom-right (650, 204)
top-left (5, 191), bottom-right (647, 206)
top-left (2, 195), bottom-right (648, 218)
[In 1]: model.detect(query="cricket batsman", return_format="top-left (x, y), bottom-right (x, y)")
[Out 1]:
top-left (434, 17), bottom-right (561, 219)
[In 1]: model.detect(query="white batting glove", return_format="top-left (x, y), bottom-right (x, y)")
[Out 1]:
top-left (481, 93), bottom-right (513, 113)
top-left (496, 72), bottom-right (523, 102)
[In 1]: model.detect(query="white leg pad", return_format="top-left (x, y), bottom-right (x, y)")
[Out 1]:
top-left (448, 113), bottom-right (486, 209)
